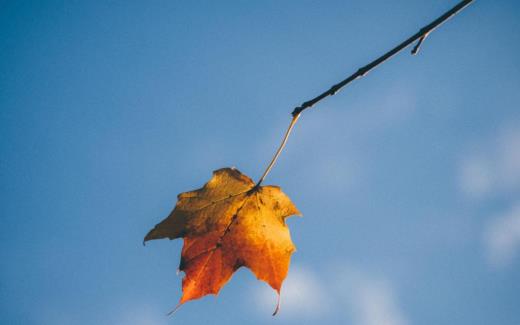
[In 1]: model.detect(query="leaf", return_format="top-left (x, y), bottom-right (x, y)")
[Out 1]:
top-left (144, 167), bottom-right (301, 314)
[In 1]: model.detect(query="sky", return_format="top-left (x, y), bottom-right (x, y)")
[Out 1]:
top-left (1, 0), bottom-right (519, 324)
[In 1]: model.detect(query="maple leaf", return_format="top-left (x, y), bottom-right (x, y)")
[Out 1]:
top-left (144, 167), bottom-right (301, 314)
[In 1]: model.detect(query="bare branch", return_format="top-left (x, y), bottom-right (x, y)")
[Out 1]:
top-left (291, 0), bottom-right (473, 116)
top-left (256, 0), bottom-right (474, 185)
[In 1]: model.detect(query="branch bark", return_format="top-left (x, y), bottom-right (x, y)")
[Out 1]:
top-left (256, 0), bottom-right (474, 186)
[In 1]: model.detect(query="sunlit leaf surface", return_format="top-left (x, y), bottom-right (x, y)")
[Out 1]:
top-left (145, 168), bottom-right (300, 313)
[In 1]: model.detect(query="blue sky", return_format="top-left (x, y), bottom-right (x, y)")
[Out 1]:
top-left (1, 1), bottom-right (520, 324)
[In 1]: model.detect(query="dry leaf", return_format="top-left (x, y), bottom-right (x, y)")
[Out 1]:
top-left (144, 167), bottom-right (301, 314)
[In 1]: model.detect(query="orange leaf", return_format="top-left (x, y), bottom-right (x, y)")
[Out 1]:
top-left (144, 167), bottom-right (301, 314)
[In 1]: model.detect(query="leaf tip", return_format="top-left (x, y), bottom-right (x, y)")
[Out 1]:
top-left (167, 302), bottom-right (183, 317)
top-left (272, 292), bottom-right (281, 316)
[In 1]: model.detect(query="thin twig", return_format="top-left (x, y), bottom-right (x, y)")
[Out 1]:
top-left (256, 0), bottom-right (474, 185)
top-left (291, 0), bottom-right (474, 116)
top-left (256, 113), bottom-right (300, 187)
top-left (411, 33), bottom-right (430, 55)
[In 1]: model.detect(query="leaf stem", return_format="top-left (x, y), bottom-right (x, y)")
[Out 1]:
top-left (256, 113), bottom-right (300, 187)
top-left (256, 0), bottom-right (474, 185)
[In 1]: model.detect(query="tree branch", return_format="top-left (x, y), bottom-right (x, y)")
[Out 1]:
top-left (291, 0), bottom-right (474, 116)
top-left (256, 0), bottom-right (474, 185)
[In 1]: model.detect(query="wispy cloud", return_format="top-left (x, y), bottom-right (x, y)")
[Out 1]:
top-left (484, 202), bottom-right (520, 268)
top-left (335, 266), bottom-right (408, 325)
top-left (254, 265), bottom-right (330, 318)
top-left (267, 83), bottom-right (417, 193)
top-left (458, 124), bottom-right (520, 267)
top-left (459, 126), bottom-right (520, 197)
top-left (253, 264), bottom-right (408, 325)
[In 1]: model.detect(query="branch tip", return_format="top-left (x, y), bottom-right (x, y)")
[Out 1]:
top-left (411, 33), bottom-right (430, 55)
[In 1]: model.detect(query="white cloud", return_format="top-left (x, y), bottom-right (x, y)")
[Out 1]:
top-left (254, 265), bottom-right (330, 318)
top-left (459, 156), bottom-right (494, 197)
top-left (459, 126), bottom-right (520, 197)
top-left (253, 264), bottom-right (408, 325)
top-left (335, 267), bottom-right (408, 325)
top-left (458, 124), bottom-right (520, 267)
top-left (485, 202), bottom-right (520, 268)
